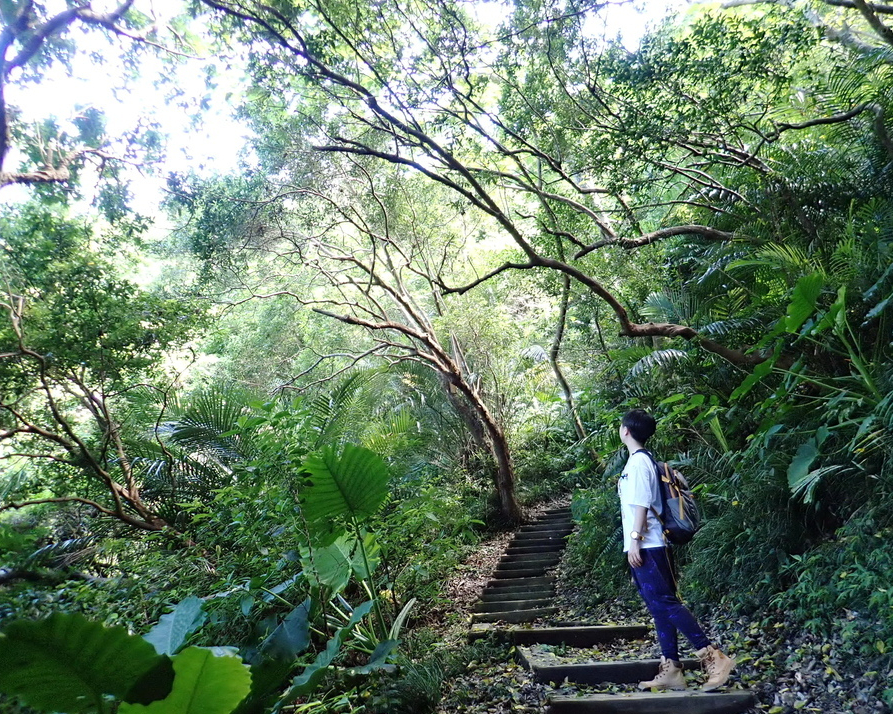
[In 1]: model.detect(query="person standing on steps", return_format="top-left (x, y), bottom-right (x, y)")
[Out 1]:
top-left (617, 408), bottom-right (735, 692)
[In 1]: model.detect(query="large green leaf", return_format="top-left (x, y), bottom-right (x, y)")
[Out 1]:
top-left (258, 599), bottom-right (311, 661)
top-left (144, 596), bottom-right (207, 656)
top-left (730, 348), bottom-right (779, 400)
top-left (788, 427), bottom-right (831, 502)
top-left (785, 272), bottom-right (824, 334)
top-left (0, 613), bottom-right (164, 713)
top-left (119, 647), bottom-right (251, 714)
top-left (811, 285), bottom-right (847, 336)
top-left (230, 659), bottom-right (292, 714)
top-left (281, 632), bottom-right (341, 698)
top-left (300, 443), bottom-right (389, 525)
top-left (273, 601), bottom-right (374, 710)
top-left (301, 537), bottom-right (353, 592)
top-left (348, 639), bottom-right (400, 675)
top-left (787, 441), bottom-right (818, 492)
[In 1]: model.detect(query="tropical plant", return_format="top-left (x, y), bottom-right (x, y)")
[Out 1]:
top-left (0, 593), bottom-right (394, 714)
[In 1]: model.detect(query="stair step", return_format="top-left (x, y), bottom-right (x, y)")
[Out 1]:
top-left (491, 567), bottom-right (553, 579)
top-left (505, 544), bottom-right (566, 555)
top-left (498, 553), bottom-right (561, 566)
top-left (546, 691), bottom-right (755, 714)
top-left (482, 580), bottom-right (555, 593)
top-left (532, 518), bottom-right (573, 526)
top-left (519, 523), bottom-right (574, 533)
top-left (485, 575), bottom-right (554, 588)
top-left (508, 540), bottom-right (569, 551)
top-left (470, 606), bottom-right (559, 624)
top-left (493, 568), bottom-right (554, 579)
top-left (473, 598), bottom-right (553, 613)
top-left (469, 624), bottom-right (650, 646)
top-left (511, 532), bottom-right (571, 543)
top-left (481, 588), bottom-right (554, 601)
top-left (518, 649), bottom-right (699, 684)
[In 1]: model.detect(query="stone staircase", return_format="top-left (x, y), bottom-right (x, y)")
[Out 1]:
top-left (469, 507), bottom-right (572, 625)
top-left (467, 506), bottom-right (756, 714)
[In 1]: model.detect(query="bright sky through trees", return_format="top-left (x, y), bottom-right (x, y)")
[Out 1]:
top-left (3, 0), bottom-right (682, 211)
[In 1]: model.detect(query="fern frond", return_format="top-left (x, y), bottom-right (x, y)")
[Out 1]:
top-left (700, 316), bottom-right (764, 337)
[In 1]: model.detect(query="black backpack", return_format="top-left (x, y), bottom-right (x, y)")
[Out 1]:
top-left (639, 450), bottom-right (702, 545)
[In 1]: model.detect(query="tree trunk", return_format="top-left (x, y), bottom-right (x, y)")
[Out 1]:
top-left (550, 275), bottom-right (588, 442)
top-left (444, 371), bottom-right (523, 526)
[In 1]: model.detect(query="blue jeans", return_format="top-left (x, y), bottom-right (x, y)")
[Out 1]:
top-left (630, 547), bottom-right (710, 662)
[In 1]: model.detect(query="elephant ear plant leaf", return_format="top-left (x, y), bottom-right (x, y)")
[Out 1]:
top-left (231, 600), bottom-right (314, 714)
top-left (300, 535), bottom-right (355, 593)
top-left (273, 601), bottom-right (376, 711)
top-left (300, 443), bottom-right (390, 526)
top-left (300, 443), bottom-right (391, 640)
top-left (0, 612), bottom-right (167, 713)
top-left (144, 595), bottom-right (207, 656)
top-left (258, 598), bottom-right (312, 662)
top-left (119, 647), bottom-right (252, 714)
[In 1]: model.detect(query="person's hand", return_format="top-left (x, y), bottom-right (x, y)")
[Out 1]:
top-left (628, 540), bottom-right (643, 568)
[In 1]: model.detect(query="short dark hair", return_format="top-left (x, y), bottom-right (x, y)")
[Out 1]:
top-left (622, 409), bottom-right (656, 444)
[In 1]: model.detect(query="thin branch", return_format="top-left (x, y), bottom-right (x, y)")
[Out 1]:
top-left (852, 0), bottom-right (893, 45)
top-left (574, 224), bottom-right (736, 259)
top-left (278, 345), bottom-right (387, 391)
top-left (0, 496), bottom-right (163, 531)
top-left (822, 0), bottom-right (893, 12)
top-left (437, 260), bottom-right (537, 295)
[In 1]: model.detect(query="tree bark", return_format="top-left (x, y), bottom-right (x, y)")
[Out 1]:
top-left (313, 307), bottom-right (524, 525)
top-left (550, 275), bottom-right (587, 443)
top-left (443, 370), bottom-right (523, 526)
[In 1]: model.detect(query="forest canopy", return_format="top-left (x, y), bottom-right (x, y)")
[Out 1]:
top-left (1, 0), bottom-right (892, 712)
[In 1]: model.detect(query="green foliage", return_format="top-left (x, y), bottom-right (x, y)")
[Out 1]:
top-left (119, 647), bottom-right (251, 714)
top-left (301, 444), bottom-right (390, 531)
top-left (0, 205), bottom-right (198, 386)
top-left (0, 594), bottom-right (397, 714)
top-left (0, 613), bottom-right (166, 713)
top-left (144, 597), bottom-right (207, 656)
top-left (276, 601), bottom-right (374, 706)
top-left (9, 0), bottom-right (893, 710)
top-left (564, 479), bottom-right (633, 604)
top-left (773, 513), bottom-right (893, 663)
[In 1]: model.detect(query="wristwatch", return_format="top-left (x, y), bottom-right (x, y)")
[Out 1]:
top-left (630, 530), bottom-right (644, 541)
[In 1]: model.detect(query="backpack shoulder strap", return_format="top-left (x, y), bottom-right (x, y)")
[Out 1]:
top-left (633, 449), bottom-right (669, 531)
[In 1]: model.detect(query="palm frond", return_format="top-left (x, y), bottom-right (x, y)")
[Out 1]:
top-left (519, 344), bottom-right (549, 362)
top-left (700, 316), bottom-right (764, 337)
top-left (362, 407), bottom-right (420, 458)
top-left (628, 349), bottom-right (690, 378)
top-left (26, 536), bottom-right (98, 567)
top-left (307, 369), bottom-right (382, 446)
top-left (166, 386), bottom-right (257, 461)
top-left (729, 243), bottom-right (819, 276)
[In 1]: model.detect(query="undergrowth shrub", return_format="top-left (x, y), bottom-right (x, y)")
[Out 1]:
top-left (682, 465), bottom-right (803, 613)
top-left (772, 512), bottom-right (893, 665)
top-left (565, 483), bottom-right (634, 603)
top-left (370, 634), bottom-right (508, 714)
top-left (513, 431), bottom-right (581, 506)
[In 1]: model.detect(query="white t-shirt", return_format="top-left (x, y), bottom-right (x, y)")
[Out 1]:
top-left (617, 450), bottom-right (665, 552)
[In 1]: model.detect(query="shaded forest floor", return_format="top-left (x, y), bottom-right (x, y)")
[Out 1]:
top-left (422, 514), bottom-right (891, 714)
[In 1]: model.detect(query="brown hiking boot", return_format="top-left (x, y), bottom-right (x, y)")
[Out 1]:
top-left (637, 656), bottom-right (687, 690)
top-left (697, 645), bottom-right (735, 691)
